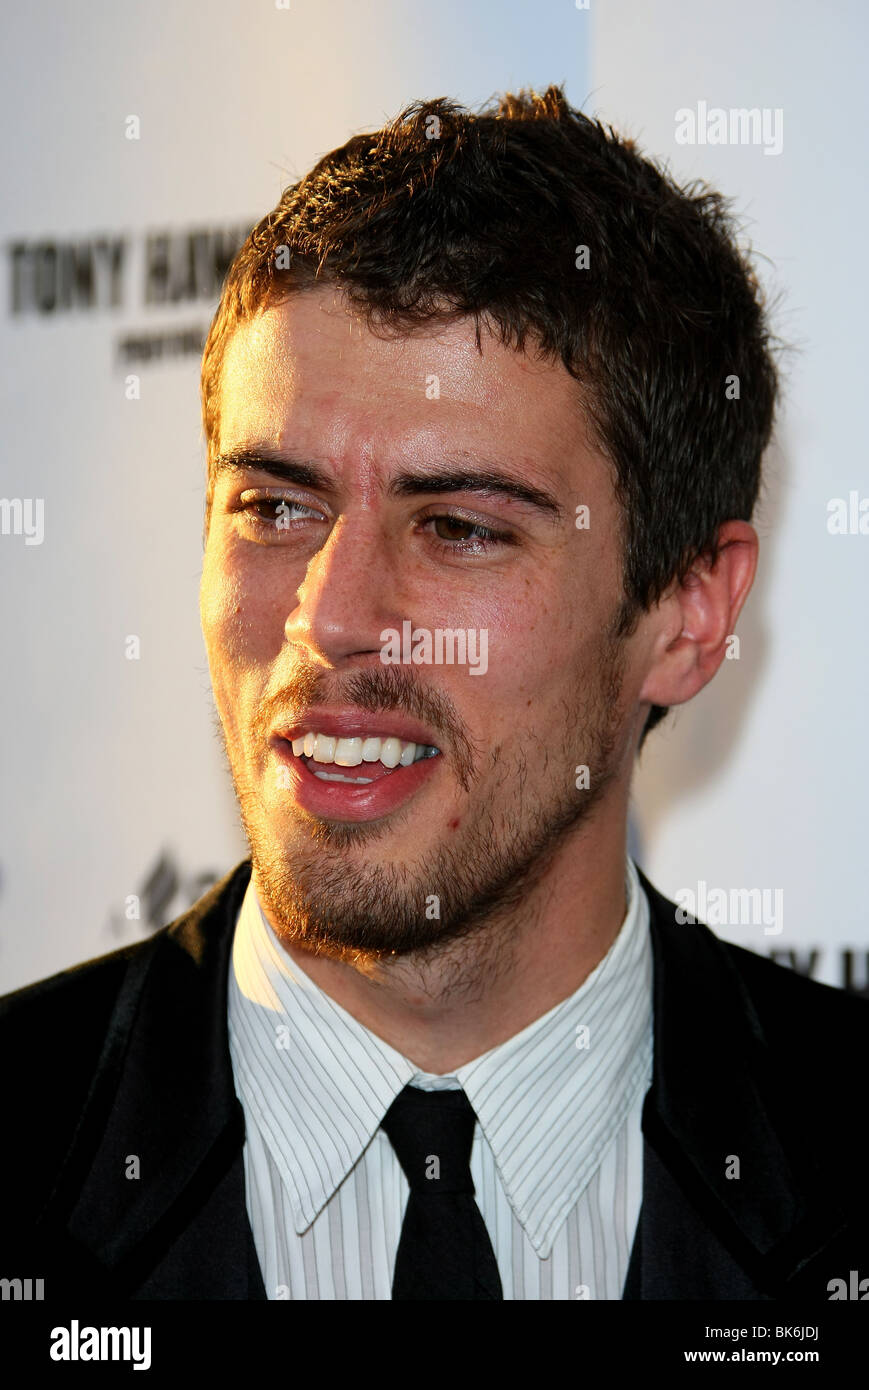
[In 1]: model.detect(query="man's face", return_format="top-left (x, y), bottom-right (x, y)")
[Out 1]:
top-left (200, 288), bottom-right (643, 960)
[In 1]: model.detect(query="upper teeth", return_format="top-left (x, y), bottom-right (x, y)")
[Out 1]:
top-left (291, 732), bottom-right (440, 769)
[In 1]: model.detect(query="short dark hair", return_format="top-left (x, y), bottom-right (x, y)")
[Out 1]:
top-left (201, 84), bottom-right (780, 747)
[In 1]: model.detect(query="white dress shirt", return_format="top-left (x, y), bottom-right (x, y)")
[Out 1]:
top-left (227, 856), bottom-right (653, 1300)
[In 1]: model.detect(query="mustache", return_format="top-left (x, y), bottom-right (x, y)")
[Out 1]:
top-left (254, 663), bottom-right (478, 791)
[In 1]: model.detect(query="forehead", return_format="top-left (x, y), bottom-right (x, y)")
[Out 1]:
top-left (216, 287), bottom-right (602, 495)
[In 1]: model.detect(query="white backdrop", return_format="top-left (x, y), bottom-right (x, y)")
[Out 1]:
top-left (1, 0), bottom-right (865, 993)
top-left (595, 0), bottom-right (869, 987)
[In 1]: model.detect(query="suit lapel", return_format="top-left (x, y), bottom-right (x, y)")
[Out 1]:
top-left (37, 861), bottom-right (266, 1299)
top-left (624, 870), bottom-right (848, 1299)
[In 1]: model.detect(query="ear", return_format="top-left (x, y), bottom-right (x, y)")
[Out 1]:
top-left (638, 520), bottom-right (758, 711)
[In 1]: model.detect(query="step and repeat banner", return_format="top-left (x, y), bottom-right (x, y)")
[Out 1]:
top-left (1, 0), bottom-right (866, 992)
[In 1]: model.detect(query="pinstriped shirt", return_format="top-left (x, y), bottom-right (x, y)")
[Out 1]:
top-left (227, 856), bottom-right (653, 1300)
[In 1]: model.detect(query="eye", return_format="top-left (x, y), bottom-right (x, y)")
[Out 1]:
top-left (423, 513), bottom-right (514, 553)
top-left (237, 494), bottom-right (323, 533)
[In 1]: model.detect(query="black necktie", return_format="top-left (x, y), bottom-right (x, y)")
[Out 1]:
top-left (380, 1084), bottom-right (504, 1300)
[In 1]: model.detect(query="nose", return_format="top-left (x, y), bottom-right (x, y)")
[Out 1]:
top-left (284, 512), bottom-right (402, 667)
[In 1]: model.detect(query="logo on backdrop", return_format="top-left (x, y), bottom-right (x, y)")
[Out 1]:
top-left (768, 948), bottom-right (869, 998)
top-left (6, 220), bottom-right (253, 366)
top-left (107, 850), bottom-right (222, 938)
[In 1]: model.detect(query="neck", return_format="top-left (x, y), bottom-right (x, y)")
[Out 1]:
top-left (259, 803), bottom-right (631, 1074)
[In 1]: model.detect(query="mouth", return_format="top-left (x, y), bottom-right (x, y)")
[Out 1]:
top-left (269, 716), bottom-right (444, 823)
top-left (291, 731), bottom-right (439, 784)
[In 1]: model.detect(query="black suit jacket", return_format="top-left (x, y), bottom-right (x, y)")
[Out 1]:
top-left (1, 860), bottom-right (867, 1300)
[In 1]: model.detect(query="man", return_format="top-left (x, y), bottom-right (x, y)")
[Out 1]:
top-left (2, 85), bottom-right (867, 1302)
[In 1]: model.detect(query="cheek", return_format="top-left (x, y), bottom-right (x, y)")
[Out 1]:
top-left (489, 579), bottom-right (575, 675)
top-left (490, 589), bottom-right (608, 722)
top-left (200, 553), bottom-right (249, 666)
top-left (201, 547), bottom-right (292, 687)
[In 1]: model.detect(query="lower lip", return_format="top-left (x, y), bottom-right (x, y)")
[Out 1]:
top-left (270, 739), bottom-right (442, 822)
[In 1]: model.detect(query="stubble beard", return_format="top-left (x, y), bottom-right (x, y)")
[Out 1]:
top-left (223, 631), bottom-right (629, 968)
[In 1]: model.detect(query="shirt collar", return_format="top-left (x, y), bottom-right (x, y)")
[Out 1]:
top-left (228, 858), bottom-right (652, 1255)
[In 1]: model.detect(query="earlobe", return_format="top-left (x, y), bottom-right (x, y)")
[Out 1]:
top-left (636, 521), bottom-right (758, 713)
top-left (637, 617), bottom-right (700, 712)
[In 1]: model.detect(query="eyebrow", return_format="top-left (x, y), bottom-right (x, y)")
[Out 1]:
top-left (214, 448), bottom-right (565, 522)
